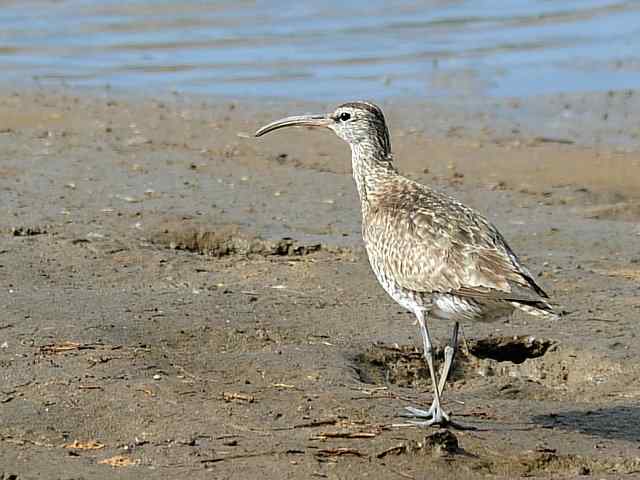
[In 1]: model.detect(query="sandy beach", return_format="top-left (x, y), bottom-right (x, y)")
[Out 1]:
top-left (1, 89), bottom-right (640, 479)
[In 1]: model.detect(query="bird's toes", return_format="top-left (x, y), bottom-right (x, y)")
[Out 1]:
top-left (403, 405), bottom-right (434, 418)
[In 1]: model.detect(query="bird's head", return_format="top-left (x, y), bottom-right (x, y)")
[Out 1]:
top-left (255, 101), bottom-right (390, 153)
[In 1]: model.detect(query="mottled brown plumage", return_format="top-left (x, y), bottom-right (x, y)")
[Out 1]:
top-left (255, 101), bottom-right (557, 427)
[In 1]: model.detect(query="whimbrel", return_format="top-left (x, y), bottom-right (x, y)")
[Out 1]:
top-left (255, 102), bottom-right (557, 427)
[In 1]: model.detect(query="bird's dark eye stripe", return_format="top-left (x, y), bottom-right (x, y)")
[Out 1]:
top-left (338, 112), bottom-right (351, 122)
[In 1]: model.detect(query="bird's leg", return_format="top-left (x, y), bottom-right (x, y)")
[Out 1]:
top-left (404, 321), bottom-right (458, 420)
top-left (437, 321), bottom-right (459, 395)
top-left (404, 310), bottom-right (450, 426)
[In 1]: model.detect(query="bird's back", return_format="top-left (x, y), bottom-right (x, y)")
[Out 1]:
top-left (361, 172), bottom-right (556, 321)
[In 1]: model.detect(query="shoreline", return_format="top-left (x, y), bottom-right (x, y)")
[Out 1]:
top-left (4, 82), bottom-right (640, 147)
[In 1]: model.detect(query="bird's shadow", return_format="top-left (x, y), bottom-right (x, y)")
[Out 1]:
top-left (531, 405), bottom-right (640, 442)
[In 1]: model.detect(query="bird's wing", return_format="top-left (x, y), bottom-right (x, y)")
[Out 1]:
top-left (365, 188), bottom-right (548, 302)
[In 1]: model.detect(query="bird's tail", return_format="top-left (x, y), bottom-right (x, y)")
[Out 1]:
top-left (510, 299), bottom-right (560, 320)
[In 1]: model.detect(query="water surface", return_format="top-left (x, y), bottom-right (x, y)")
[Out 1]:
top-left (2, 0), bottom-right (640, 100)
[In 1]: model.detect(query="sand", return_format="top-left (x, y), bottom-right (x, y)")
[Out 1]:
top-left (1, 89), bottom-right (640, 479)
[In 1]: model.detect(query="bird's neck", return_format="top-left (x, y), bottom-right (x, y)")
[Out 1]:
top-left (350, 140), bottom-right (397, 207)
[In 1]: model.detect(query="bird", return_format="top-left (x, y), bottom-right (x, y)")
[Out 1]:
top-left (255, 101), bottom-right (557, 427)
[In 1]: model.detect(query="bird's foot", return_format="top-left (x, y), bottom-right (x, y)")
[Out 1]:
top-left (401, 404), bottom-right (475, 430)
top-left (403, 405), bottom-right (436, 419)
top-left (403, 404), bottom-right (450, 424)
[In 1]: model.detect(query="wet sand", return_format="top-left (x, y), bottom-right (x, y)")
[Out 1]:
top-left (1, 90), bottom-right (640, 479)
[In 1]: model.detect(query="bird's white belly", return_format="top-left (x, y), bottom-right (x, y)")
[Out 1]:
top-left (366, 246), bottom-right (498, 321)
top-left (431, 294), bottom-right (484, 321)
top-left (379, 277), bottom-right (488, 321)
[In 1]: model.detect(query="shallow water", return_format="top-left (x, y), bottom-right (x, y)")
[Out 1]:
top-left (2, 0), bottom-right (640, 100)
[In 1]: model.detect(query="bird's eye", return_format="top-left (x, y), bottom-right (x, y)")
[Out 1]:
top-left (338, 112), bottom-right (351, 122)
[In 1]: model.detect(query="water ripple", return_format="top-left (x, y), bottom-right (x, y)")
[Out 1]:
top-left (1, 0), bottom-right (639, 99)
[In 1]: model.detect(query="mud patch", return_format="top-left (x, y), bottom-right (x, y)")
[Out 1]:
top-left (353, 337), bottom-right (554, 388)
top-left (466, 335), bottom-right (553, 364)
top-left (376, 430), bottom-right (460, 459)
top-left (10, 225), bottom-right (47, 236)
top-left (353, 343), bottom-right (432, 388)
top-left (421, 429), bottom-right (460, 457)
top-left (353, 337), bottom-right (622, 396)
top-left (151, 221), bottom-right (325, 257)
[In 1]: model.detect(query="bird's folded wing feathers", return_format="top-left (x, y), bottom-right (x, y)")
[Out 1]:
top-left (367, 203), bottom-right (548, 302)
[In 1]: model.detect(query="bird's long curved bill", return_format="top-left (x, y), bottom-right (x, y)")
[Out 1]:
top-left (254, 114), bottom-right (331, 137)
